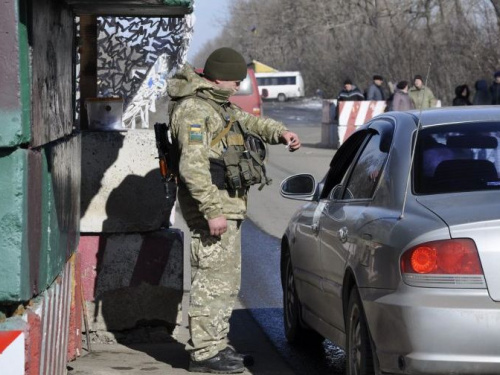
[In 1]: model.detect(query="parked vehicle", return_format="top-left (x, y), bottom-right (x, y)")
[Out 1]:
top-left (255, 71), bottom-right (304, 102)
top-left (230, 68), bottom-right (262, 116)
top-left (195, 68), bottom-right (262, 116)
top-left (280, 106), bottom-right (500, 375)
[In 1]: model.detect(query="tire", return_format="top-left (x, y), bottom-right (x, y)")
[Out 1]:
top-left (283, 253), bottom-right (323, 345)
top-left (346, 287), bottom-right (375, 375)
top-left (277, 93), bottom-right (287, 102)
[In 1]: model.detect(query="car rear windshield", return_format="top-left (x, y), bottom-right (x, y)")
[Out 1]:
top-left (414, 122), bottom-right (500, 194)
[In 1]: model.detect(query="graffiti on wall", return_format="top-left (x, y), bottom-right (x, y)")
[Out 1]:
top-left (76, 15), bottom-right (193, 128)
top-left (97, 16), bottom-right (193, 128)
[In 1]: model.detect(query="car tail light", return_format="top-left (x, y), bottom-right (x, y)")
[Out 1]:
top-left (401, 239), bottom-right (482, 275)
top-left (253, 107), bottom-right (261, 116)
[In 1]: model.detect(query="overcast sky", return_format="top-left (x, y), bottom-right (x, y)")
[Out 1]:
top-left (187, 0), bottom-right (230, 63)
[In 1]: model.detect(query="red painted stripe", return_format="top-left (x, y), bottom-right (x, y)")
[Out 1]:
top-left (27, 311), bottom-right (42, 375)
top-left (365, 101), bottom-right (376, 123)
top-left (0, 331), bottom-right (22, 354)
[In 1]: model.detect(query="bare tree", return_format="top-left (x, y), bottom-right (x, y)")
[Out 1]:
top-left (192, 0), bottom-right (500, 104)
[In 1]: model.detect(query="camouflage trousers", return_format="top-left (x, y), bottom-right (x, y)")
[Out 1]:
top-left (186, 219), bottom-right (242, 361)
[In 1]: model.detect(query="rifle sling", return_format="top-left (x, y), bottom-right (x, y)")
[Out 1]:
top-left (210, 118), bottom-right (234, 147)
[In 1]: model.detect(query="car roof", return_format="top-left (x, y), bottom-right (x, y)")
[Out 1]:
top-left (388, 106), bottom-right (500, 127)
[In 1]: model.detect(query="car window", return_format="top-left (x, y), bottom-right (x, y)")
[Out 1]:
top-left (414, 122), bottom-right (500, 194)
top-left (343, 133), bottom-right (389, 200)
top-left (320, 130), bottom-right (370, 200)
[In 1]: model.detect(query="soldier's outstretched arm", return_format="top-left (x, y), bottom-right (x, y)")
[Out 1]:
top-left (235, 107), bottom-right (288, 144)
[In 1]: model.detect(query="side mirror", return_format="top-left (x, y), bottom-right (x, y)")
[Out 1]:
top-left (280, 174), bottom-right (316, 201)
top-left (261, 88), bottom-right (269, 99)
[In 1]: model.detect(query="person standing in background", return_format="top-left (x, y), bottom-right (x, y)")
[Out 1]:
top-left (490, 71), bottom-right (500, 104)
top-left (337, 79), bottom-right (365, 102)
top-left (473, 79), bottom-right (492, 105)
top-left (390, 80), bottom-right (415, 111)
top-left (366, 75), bottom-right (385, 101)
top-left (335, 78), bottom-right (365, 119)
top-left (409, 74), bottom-right (437, 110)
top-left (452, 84), bottom-right (472, 106)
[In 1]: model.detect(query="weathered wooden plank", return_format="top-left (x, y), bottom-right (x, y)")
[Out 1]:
top-left (66, 0), bottom-right (193, 16)
top-left (31, 0), bottom-right (74, 147)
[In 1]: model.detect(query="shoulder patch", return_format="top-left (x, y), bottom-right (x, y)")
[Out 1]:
top-left (189, 124), bottom-right (203, 144)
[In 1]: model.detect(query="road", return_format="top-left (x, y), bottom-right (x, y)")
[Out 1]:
top-left (241, 99), bottom-right (347, 374)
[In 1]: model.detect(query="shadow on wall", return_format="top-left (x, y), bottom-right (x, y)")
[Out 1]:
top-left (80, 131), bottom-right (126, 218)
top-left (88, 169), bottom-right (183, 342)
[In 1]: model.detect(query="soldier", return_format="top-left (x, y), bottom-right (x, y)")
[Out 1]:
top-left (167, 47), bottom-right (301, 374)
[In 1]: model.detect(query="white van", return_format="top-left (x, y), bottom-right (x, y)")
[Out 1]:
top-left (255, 71), bottom-right (304, 102)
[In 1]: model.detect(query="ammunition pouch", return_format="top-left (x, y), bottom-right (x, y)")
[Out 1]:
top-left (209, 132), bottom-right (271, 191)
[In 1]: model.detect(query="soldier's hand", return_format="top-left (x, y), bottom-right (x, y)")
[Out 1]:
top-left (280, 131), bottom-right (301, 152)
top-left (208, 215), bottom-right (227, 237)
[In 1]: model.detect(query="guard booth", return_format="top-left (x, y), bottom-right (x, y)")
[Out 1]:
top-left (0, 1), bottom-right (193, 373)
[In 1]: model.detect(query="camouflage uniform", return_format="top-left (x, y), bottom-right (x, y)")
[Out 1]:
top-left (167, 65), bottom-right (288, 361)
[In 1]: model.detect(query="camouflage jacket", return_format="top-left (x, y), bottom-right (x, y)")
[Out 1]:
top-left (167, 65), bottom-right (288, 227)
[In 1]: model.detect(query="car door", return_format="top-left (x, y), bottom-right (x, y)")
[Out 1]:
top-left (294, 129), bottom-right (372, 322)
top-left (319, 121), bottom-right (394, 331)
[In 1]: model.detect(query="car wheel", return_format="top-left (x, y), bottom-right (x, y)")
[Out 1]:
top-left (283, 253), bottom-right (323, 345)
top-left (346, 287), bottom-right (375, 375)
top-left (278, 93), bottom-right (287, 102)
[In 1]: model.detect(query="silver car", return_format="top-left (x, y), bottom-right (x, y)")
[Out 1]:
top-left (280, 107), bottom-right (500, 375)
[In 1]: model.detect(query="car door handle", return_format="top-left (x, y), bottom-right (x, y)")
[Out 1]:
top-left (311, 223), bottom-right (320, 234)
top-left (338, 227), bottom-right (348, 243)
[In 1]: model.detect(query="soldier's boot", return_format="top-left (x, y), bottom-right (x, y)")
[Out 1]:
top-left (219, 347), bottom-right (255, 367)
top-left (188, 353), bottom-right (244, 374)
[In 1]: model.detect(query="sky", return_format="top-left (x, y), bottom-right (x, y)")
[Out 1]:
top-left (186, 0), bottom-right (231, 63)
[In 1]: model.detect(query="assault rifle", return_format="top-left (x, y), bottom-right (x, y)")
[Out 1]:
top-left (154, 122), bottom-right (177, 227)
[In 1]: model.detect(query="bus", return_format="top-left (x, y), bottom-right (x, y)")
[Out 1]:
top-left (255, 71), bottom-right (304, 102)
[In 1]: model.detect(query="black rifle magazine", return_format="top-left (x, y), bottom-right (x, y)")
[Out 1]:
top-left (209, 158), bottom-right (226, 189)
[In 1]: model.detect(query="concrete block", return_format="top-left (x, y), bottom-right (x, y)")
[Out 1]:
top-left (80, 130), bottom-right (170, 232)
top-left (79, 229), bottom-right (183, 332)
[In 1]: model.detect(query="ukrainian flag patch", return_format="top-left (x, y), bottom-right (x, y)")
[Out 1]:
top-left (189, 124), bottom-right (203, 144)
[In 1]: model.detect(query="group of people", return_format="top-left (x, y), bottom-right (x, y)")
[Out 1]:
top-left (336, 70), bottom-right (500, 113)
top-left (336, 74), bottom-right (436, 112)
top-left (452, 71), bottom-right (500, 106)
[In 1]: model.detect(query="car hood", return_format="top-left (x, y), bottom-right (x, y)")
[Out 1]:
top-left (417, 192), bottom-right (500, 301)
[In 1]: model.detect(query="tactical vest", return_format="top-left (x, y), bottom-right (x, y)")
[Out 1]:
top-left (169, 93), bottom-right (272, 191)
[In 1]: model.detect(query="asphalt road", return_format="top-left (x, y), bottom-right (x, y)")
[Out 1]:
top-left (241, 99), bottom-right (347, 374)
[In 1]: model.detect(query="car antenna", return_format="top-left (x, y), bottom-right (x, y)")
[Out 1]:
top-left (400, 63), bottom-right (432, 219)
